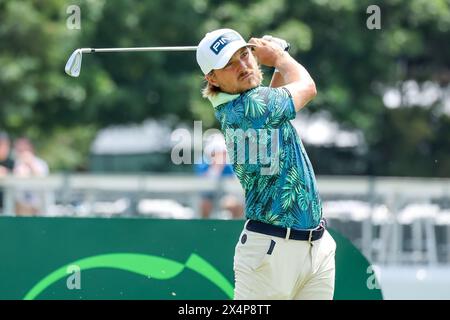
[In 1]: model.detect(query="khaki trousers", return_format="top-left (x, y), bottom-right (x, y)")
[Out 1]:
top-left (233, 222), bottom-right (336, 300)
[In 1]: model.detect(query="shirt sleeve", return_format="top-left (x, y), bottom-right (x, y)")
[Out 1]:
top-left (242, 86), bottom-right (296, 129)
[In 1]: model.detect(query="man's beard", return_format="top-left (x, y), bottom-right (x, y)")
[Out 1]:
top-left (230, 67), bottom-right (263, 94)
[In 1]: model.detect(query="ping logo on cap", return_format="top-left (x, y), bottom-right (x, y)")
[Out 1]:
top-left (210, 32), bottom-right (241, 55)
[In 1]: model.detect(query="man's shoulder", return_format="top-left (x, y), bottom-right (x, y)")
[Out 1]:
top-left (240, 86), bottom-right (290, 101)
top-left (240, 86), bottom-right (268, 98)
top-left (215, 86), bottom-right (273, 108)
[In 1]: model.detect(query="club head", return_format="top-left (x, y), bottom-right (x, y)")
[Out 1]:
top-left (65, 49), bottom-right (83, 77)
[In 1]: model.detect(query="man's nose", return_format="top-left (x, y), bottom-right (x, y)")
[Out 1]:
top-left (236, 58), bottom-right (247, 72)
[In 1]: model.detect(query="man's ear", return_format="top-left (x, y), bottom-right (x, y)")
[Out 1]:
top-left (205, 72), bottom-right (220, 87)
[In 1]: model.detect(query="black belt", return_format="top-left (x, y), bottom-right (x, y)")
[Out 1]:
top-left (246, 219), bottom-right (325, 242)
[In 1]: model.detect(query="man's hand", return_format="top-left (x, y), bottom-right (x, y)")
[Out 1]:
top-left (249, 36), bottom-right (317, 112)
top-left (262, 35), bottom-right (290, 52)
top-left (252, 35), bottom-right (290, 88)
top-left (248, 38), bottom-right (286, 68)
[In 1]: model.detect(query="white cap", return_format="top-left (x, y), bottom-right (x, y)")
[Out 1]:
top-left (196, 28), bottom-right (252, 75)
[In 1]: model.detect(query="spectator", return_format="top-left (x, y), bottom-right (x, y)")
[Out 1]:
top-left (0, 132), bottom-right (14, 212)
top-left (13, 137), bottom-right (49, 216)
top-left (0, 132), bottom-right (14, 176)
top-left (195, 134), bottom-right (244, 219)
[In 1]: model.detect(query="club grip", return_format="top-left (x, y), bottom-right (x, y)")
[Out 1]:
top-left (262, 35), bottom-right (290, 52)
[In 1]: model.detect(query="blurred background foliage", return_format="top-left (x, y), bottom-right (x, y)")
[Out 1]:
top-left (0, 0), bottom-right (449, 176)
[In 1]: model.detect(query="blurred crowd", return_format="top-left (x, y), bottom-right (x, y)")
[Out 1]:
top-left (195, 134), bottom-right (244, 220)
top-left (0, 131), bottom-right (246, 219)
top-left (0, 132), bottom-right (49, 216)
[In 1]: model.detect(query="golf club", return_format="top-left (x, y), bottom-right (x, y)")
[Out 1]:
top-left (65, 46), bottom-right (197, 77)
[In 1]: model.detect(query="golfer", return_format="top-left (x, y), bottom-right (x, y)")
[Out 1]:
top-left (196, 28), bottom-right (336, 300)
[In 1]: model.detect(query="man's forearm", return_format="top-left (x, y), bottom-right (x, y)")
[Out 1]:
top-left (269, 70), bottom-right (285, 88)
top-left (275, 53), bottom-right (315, 88)
top-left (274, 52), bottom-right (317, 111)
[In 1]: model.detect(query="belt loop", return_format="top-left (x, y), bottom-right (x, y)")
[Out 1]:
top-left (285, 227), bottom-right (291, 240)
top-left (308, 230), bottom-right (313, 244)
top-left (244, 219), bottom-right (250, 230)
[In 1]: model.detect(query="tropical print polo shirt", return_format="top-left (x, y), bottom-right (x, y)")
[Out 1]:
top-left (211, 86), bottom-right (322, 229)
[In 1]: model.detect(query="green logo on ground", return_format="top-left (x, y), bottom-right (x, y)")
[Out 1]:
top-left (24, 253), bottom-right (233, 300)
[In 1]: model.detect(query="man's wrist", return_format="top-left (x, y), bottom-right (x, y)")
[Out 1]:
top-left (273, 51), bottom-right (289, 72)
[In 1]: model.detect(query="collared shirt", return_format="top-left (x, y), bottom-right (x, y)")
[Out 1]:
top-left (212, 86), bottom-right (322, 229)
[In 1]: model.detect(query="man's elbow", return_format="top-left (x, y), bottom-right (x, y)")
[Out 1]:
top-left (298, 82), bottom-right (317, 109)
top-left (308, 81), bottom-right (317, 100)
top-left (289, 80), bottom-right (317, 112)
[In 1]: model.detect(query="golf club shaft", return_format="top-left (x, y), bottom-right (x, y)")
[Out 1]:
top-left (80, 46), bottom-right (197, 53)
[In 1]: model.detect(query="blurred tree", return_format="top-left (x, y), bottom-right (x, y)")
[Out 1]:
top-left (0, 0), bottom-right (104, 170)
